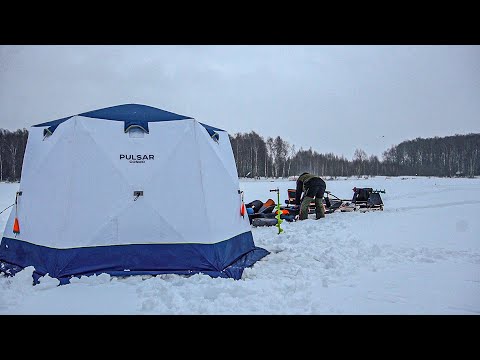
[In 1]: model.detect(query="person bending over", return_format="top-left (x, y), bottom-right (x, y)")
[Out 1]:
top-left (295, 172), bottom-right (326, 220)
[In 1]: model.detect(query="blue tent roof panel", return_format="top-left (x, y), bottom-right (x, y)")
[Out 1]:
top-left (32, 104), bottom-right (224, 135)
top-left (80, 104), bottom-right (192, 122)
top-left (33, 116), bottom-right (73, 136)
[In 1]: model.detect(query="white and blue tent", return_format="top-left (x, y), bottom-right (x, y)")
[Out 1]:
top-left (0, 104), bottom-right (269, 284)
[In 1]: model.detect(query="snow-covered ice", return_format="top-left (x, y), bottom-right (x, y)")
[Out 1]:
top-left (1, 176), bottom-right (479, 314)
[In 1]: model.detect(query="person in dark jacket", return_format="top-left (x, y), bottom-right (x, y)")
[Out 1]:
top-left (295, 172), bottom-right (326, 220)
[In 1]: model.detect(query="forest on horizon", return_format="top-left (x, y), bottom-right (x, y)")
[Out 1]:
top-left (0, 128), bottom-right (478, 181)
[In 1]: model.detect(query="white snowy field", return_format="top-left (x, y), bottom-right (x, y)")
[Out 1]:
top-left (0, 176), bottom-right (479, 315)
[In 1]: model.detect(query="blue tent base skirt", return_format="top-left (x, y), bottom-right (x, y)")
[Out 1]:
top-left (0, 232), bottom-right (270, 285)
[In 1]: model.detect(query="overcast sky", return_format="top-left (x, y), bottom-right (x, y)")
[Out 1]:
top-left (1, 45), bottom-right (479, 159)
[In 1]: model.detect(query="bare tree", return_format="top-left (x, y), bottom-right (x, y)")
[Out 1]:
top-left (266, 137), bottom-right (275, 177)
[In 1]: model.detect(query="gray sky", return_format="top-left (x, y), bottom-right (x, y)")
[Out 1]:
top-left (1, 45), bottom-right (479, 159)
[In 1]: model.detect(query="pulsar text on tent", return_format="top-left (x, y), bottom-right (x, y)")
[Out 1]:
top-left (120, 154), bottom-right (155, 163)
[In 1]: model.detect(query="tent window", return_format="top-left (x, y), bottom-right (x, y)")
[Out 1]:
top-left (128, 127), bottom-right (145, 138)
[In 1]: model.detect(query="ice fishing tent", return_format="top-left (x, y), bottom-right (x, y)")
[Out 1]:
top-left (0, 104), bottom-right (269, 284)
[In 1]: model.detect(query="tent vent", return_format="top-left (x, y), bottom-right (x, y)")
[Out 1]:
top-left (128, 127), bottom-right (146, 138)
top-left (43, 128), bottom-right (53, 140)
top-left (133, 191), bottom-right (143, 201)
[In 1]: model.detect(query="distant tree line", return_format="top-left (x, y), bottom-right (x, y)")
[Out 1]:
top-left (0, 129), bottom-right (29, 182)
top-left (382, 134), bottom-right (480, 177)
top-left (0, 128), bottom-right (478, 181)
top-left (230, 132), bottom-right (480, 178)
